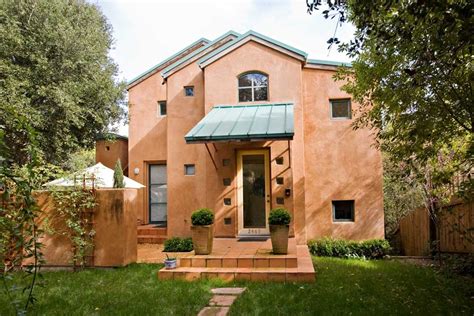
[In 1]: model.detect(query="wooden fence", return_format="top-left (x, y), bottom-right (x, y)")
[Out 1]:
top-left (399, 199), bottom-right (473, 256)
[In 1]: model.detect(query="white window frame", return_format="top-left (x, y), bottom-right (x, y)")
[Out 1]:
top-left (238, 73), bottom-right (268, 102)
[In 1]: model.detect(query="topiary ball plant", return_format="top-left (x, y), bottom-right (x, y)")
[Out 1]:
top-left (268, 208), bottom-right (291, 226)
top-left (191, 208), bottom-right (214, 226)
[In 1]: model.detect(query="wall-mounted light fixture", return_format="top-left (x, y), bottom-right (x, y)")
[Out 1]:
top-left (134, 167), bottom-right (140, 175)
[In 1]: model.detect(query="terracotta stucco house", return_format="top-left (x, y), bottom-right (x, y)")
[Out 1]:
top-left (127, 30), bottom-right (384, 245)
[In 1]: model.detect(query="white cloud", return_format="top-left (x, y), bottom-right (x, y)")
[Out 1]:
top-left (95, 0), bottom-right (355, 136)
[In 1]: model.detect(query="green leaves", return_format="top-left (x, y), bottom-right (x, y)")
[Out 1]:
top-left (268, 208), bottom-right (291, 225)
top-left (0, 0), bottom-right (126, 167)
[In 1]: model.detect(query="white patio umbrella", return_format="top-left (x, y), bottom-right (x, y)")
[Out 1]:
top-left (44, 162), bottom-right (145, 189)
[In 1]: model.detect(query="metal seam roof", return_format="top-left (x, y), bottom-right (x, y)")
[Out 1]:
top-left (185, 103), bottom-right (294, 143)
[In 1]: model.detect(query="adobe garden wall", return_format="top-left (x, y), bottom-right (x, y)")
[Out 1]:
top-left (35, 189), bottom-right (138, 267)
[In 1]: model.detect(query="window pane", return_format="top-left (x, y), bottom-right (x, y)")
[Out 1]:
top-left (159, 101), bottom-right (166, 116)
top-left (333, 200), bottom-right (354, 221)
top-left (254, 87), bottom-right (268, 101)
top-left (331, 100), bottom-right (351, 118)
top-left (250, 73), bottom-right (268, 87)
top-left (185, 164), bottom-right (195, 175)
top-left (239, 88), bottom-right (253, 102)
top-left (238, 74), bottom-right (252, 87)
top-left (150, 204), bottom-right (167, 222)
top-left (150, 184), bottom-right (167, 203)
top-left (150, 165), bottom-right (166, 184)
top-left (184, 86), bottom-right (194, 96)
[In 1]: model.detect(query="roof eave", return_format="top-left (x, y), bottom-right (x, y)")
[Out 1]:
top-left (126, 37), bottom-right (210, 89)
top-left (161, 30), bottom-right (241, 80)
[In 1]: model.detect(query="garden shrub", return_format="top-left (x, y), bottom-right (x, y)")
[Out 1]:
top-left (268, 208), bottom-right (291, 225)
top-left (163, 237), bottom-right (193, 252)
top-left (191, 208), bottom-right (214, 226)
top-left (308, 237), bottom-right (390, 259)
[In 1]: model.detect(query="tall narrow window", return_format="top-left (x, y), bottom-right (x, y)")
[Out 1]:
top-left (238, 72), bottom-right (268, 102)
top-left (149, 164), bottom-right (167, 225)
top-left (157, 101), bottom-right (166, 116)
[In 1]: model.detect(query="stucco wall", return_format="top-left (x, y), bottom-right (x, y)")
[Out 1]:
top-left (302, 68), bottom-right (384, 240)
top-left (96, 139), bottom-right (129, 175)
top-left (35, 189), bottom-right (138, 267)
top-left (166, 62), bottom-right (208, 237)
top-left (128, 73), bottom-right (168, 224)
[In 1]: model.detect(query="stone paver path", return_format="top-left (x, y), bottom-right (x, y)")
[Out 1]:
top-left (198, 287), bottom-right (246, 316)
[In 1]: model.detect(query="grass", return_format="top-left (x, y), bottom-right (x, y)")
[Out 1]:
top-left (1, 258), bottom-right (472, 315)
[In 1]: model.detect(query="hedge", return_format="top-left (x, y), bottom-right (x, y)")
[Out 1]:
top-left (163, 237), bottom-right (193, 252)
top-left (308, 237), bottom-right (390, 259)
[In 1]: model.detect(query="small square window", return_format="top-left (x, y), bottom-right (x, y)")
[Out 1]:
top-left (223, 178), bottom-right (231, 186)
top-left (184, 86), bottom-right (194, 97)
top-left (276, 177), bottom-right (284, 185)
top-left (276, 157), bottom-right (284, 165)
top-left (222, 159), bottom-right (230, 167)
top-left (330, 99), bottom-right (351, 119)
top-left (332, 200), bottom-right (354, 222)
top-left (224, 198), bottom-right (231, 206)
top-left (184, 164), bottom-right (195, 176)
top-left (224, 217), bottom-right (232, 225)
top-left (158, 101), bottom-right (166, 116)
top-left (276, 197), bottom-right (285, 205)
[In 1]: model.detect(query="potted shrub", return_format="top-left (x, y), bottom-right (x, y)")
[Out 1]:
top-left (164, 254), bottom-right (177, 269)
top-left (190, 208), bottom-right (214, 255)
top-left (268, 208), bottom-right (291, 254)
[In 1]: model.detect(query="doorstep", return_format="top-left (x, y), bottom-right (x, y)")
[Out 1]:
top-left (157, 238), bottom-right (315, 282)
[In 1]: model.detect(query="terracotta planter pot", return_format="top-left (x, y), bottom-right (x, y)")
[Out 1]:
top-left (191, 224), bottom-right (213, 255)
top-left (270, 224), bottom-right (289, 254)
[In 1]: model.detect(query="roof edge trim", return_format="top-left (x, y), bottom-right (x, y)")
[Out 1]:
top-left (198, 30), bottom-right (308, 68)
top-left (161, 30), bottom-right (240, 79)
top-left (127, 37), bottom-right (210, 89)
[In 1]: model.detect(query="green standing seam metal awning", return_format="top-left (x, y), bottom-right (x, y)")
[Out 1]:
top-left (185, 103), bottom-right (294, 143)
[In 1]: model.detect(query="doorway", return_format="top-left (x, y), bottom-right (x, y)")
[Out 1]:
top-left (236, 149), bottom-right (270, 236)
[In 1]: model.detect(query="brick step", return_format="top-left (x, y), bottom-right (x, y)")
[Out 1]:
top-left (137, 235), bottom-right (167, 244)
top-left (137, 228), bottom-right (167, 236)
top-left (179, 255), bottom-right (297, 269)
top-left (158, 266), bottom-right (315, 282)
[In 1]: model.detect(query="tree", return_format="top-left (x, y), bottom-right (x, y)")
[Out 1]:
top-left (307, 0), bottom-right (473, 198)
top-left (307, 1), bottom-right (473, 248)
top-left (0, 0), bottom-right (126, 167)
top-left (113, 159), bottom-right (125, 188)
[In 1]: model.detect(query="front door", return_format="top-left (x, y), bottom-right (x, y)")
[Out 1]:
top-left (237, 150), bottom-right (270, 236)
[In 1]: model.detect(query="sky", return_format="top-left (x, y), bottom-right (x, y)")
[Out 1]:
top-left (95, 0), bottom-right (355, 135)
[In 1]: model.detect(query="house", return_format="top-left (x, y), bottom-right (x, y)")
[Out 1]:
top-left (127, 30), bottom-right (384, 245)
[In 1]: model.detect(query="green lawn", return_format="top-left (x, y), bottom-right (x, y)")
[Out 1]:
top-left (1, 258), bottom-right (472, 315)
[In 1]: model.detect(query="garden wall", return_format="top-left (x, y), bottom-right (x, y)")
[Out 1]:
top-left (35, 189), bottom-right (138, 267)
top-left (399, 199), bottom-right (473, 256)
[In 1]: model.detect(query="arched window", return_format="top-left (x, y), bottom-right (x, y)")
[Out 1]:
top-left (238, 72), bottom-right (268, 102)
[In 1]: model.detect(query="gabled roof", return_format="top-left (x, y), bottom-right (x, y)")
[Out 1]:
top-left (127, 30), bottom-right (352, 89)
top-left (161, 30), bottom-right (240, 79)
top-left (127, 37), bottom-right (210, 89)
top-left (198, 30), bottom-right (308, 68)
